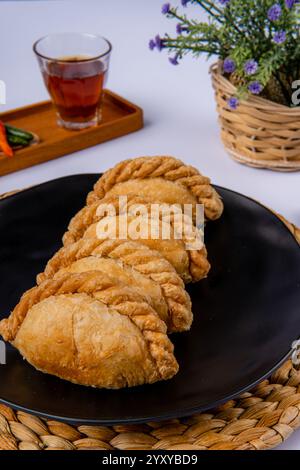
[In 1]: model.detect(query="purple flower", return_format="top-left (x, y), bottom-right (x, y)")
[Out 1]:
top-left (169, 54), bottom-right (180, 65)
top-left (248, 81), bottom-right (263, 95)
top-left (268, 4), bottom-right (282, 21)
top-left (223, 57), bottom-right (236, 74)
top-left (149, 36), bottom-right (165, 51)
top-left (244, 59), bottom-right (258, 76)
top-left (177, 23), bottom-right (183, 34)
top-left (227, 97), bottom-right (239, 110)
top-left (155, 34), bottom-right (164, 51)
top-left (273, 30), bottom-right (287, 44)
top-left (149, 39), bottom-right (156, 50)
top-left (181, 0), bottom-right (190, 6)
top-left (176, 23), bottom-right (189, 34)
top-left (285, 0), bottom-right (296, 8)
top-left (162, 3), bottom-right (171, 14)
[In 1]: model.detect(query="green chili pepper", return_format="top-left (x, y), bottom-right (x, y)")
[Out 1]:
top-left (5, 124), bottom-right (34, 142)
top-left (7, 134), bottom-right (31, 147)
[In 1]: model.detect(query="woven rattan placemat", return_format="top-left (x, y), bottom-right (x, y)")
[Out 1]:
top-left (0, 189), bottom-right (299, 451)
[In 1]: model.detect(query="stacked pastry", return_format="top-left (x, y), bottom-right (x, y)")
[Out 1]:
top-left (0, 156), bottom-right (223, 389)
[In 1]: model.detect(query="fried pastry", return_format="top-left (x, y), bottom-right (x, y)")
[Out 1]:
top-left (0, 271), bottom-right (178, 388)
top-left (62, 193), bottom-right (210, 283)
top-left (37, 239), bottom-right (193, 332)
top-left (82, 213), bottom-right (210, 283)
top-left (86, 156), bottom-right (223, 221)
top-left (63, 192), bottom-right (196, 246)
top-left (0, 156), bottom-right (224, 389)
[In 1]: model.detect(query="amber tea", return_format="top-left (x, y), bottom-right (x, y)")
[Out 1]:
top-left (34, 33), bottom-right (112, 129)
top-left (45, 56), bottom-right (105, 124)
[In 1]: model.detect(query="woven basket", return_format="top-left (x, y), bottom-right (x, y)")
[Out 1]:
top-left (210, 63), bottom-right (300, 172)
top-left (0, 189), bottom-right (299, 450)
top-left (0, 360), bottom-right (299, 451)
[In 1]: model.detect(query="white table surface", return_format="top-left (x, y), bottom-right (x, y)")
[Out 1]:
top-left (0, 0), bottom-right (299, 450)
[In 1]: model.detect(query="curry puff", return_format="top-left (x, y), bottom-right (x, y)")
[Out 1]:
top-left (0, 156), bottom-right (223, 389)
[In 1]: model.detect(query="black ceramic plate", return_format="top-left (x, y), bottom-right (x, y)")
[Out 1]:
top-left (0, 174), bottom-right (299, 425)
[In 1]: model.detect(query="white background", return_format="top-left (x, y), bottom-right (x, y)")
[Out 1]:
top-left (0, 0), bottom-right (299, 450)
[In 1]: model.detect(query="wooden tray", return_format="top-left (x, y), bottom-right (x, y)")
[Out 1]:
top-left (0, 90), bottom-right (143, 177)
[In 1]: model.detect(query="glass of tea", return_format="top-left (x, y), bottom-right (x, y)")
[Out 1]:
top-left (33, 33), bottom-right (112, 130)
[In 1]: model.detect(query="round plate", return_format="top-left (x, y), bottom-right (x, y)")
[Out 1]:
top-left (0, 174), bottom-right (299, 425)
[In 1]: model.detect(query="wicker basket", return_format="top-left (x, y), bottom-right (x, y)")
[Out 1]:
top-left (210, 63), bottom-right (300, 172)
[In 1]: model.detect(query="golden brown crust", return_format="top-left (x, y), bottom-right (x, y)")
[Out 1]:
top-left (62, 194), bottom-right (211, 283)
top-left (37, 238), bottom-right (193, 332)
top-left (0, 271), bottom-right (178, 382)
top-left (86, 156), bottom-right (223, 220)
top-left (82, 215), bottom-right (210, 283)
top-left (13, 294), bottom-right (162, 388)
top-left (0, 157), bottom-right (224, 389)
top-left (54, 256), bottom-right (170, 326)
top-left (63, 193), bottom-right (144, 247)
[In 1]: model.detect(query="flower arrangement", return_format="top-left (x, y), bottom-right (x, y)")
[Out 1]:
top-left (150, 1), bottom-right (300, 109)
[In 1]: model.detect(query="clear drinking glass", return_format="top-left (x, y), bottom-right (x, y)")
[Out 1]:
top-left (33, 33), bottom-right (112, 130)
